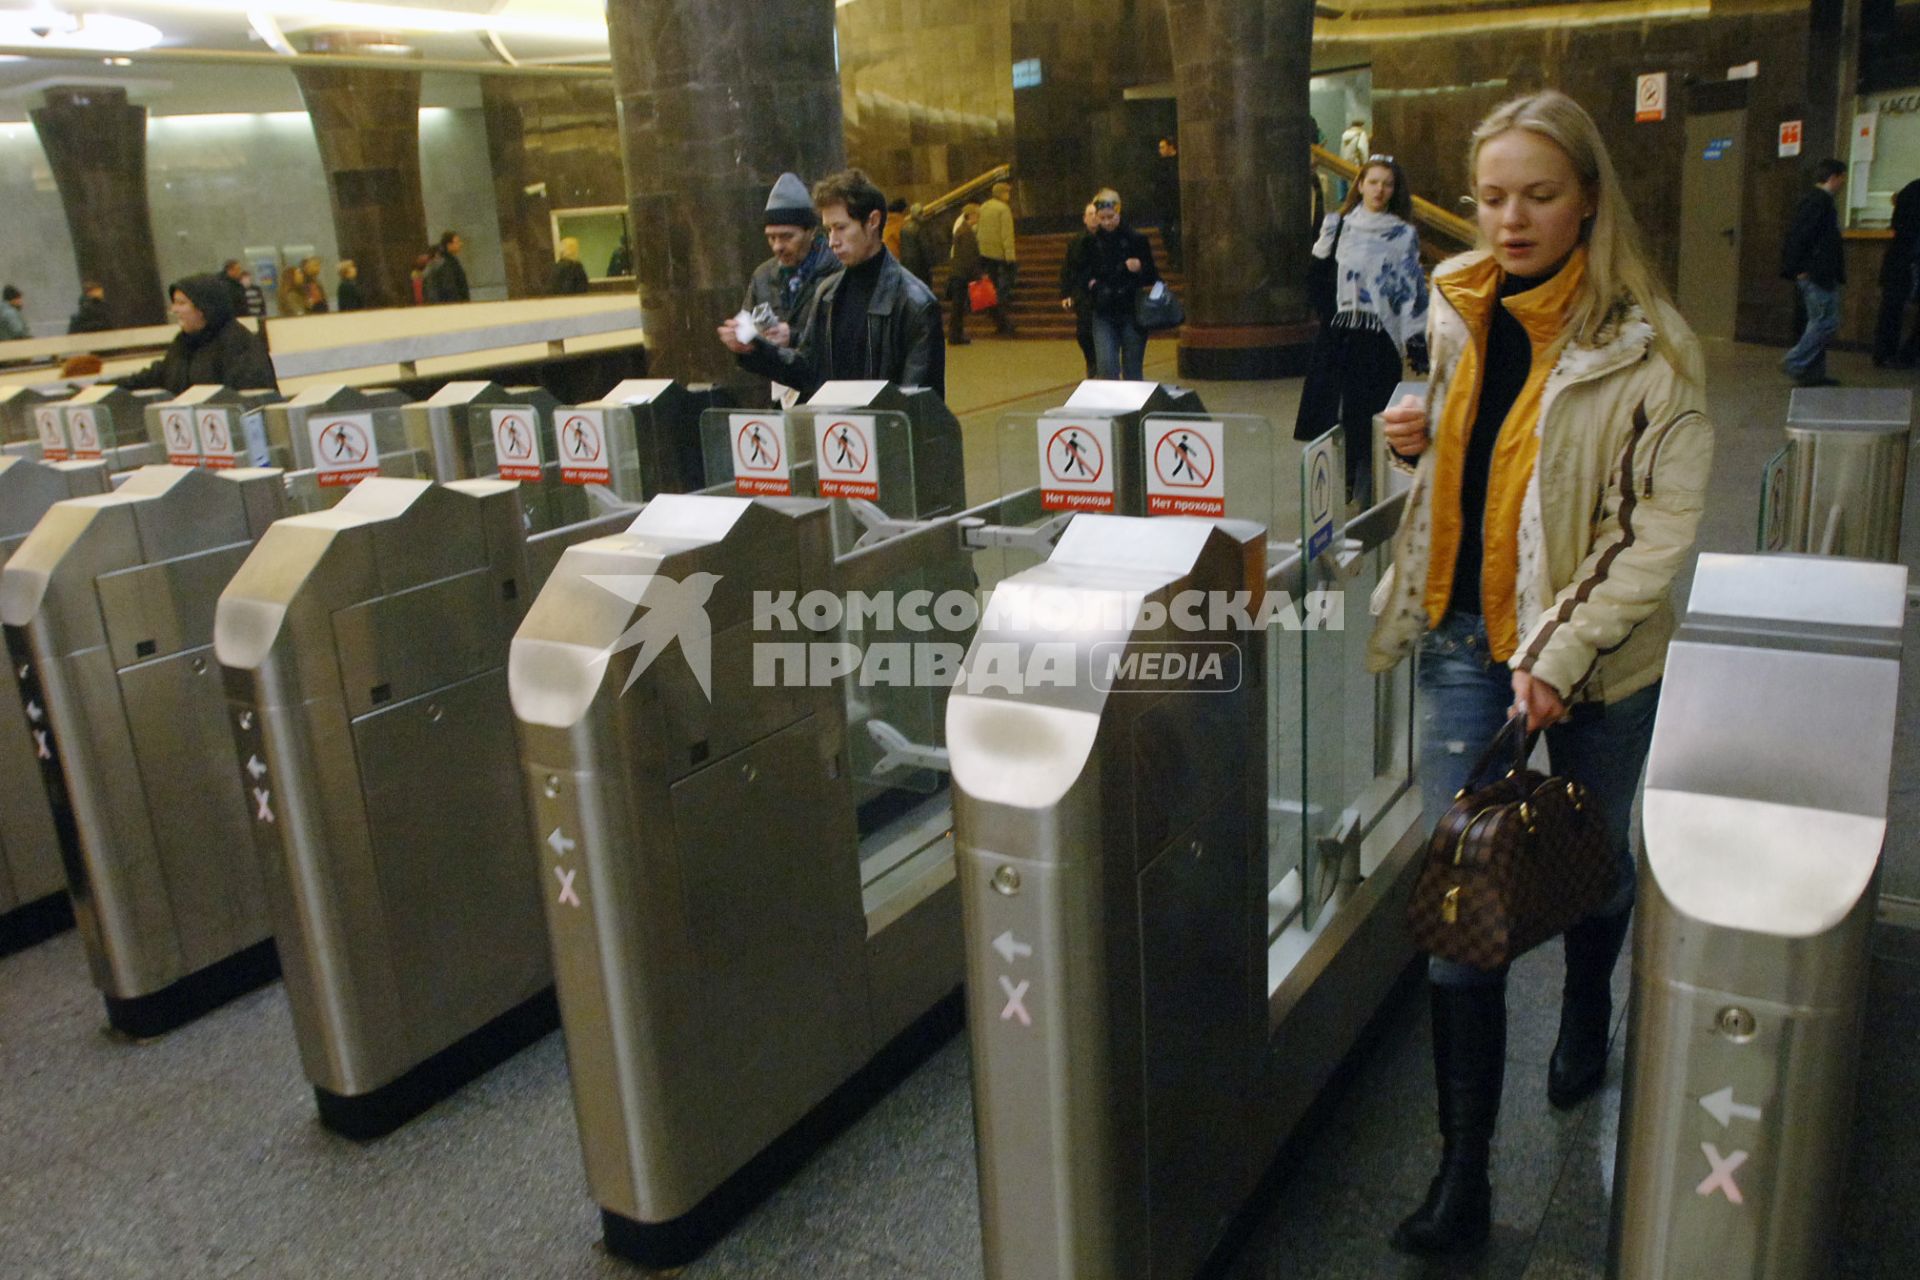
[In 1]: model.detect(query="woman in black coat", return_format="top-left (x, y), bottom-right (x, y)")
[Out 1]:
top-left (114, 274), bottom-right (278, 395)
top-left (1082, 188), bottom-right (1158, 380)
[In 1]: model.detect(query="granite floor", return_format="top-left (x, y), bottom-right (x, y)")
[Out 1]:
top-left (1, 334), bottom-right (1917, 1279)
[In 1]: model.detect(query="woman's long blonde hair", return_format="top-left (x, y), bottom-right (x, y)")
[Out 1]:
top-left (1468, 91), bottom-right (1689, 368)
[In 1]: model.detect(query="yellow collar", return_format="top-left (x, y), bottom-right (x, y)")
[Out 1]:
top-left (1437, 248), bottom-right (1588, 354)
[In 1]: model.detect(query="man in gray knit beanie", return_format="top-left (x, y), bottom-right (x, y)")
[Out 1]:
top-left (743, 171), bottom-right (841, 351)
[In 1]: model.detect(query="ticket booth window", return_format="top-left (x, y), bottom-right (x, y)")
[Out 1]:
top-left (551, 206), bottom-right (635, 282)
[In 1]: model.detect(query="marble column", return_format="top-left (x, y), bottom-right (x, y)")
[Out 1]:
top-left (292, 46), bottom-right (430, 312)
top-left (30, 87), bottom-right (167, 327)
top-left (606, 0), bottom-right (846, 384)
top-left (1164, 0), bottom-right (1318, 379)
top-left (480, 77), bottom-right (624, 300)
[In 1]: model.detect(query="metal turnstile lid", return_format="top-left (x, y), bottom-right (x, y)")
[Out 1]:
top-left (1785, 386), bottom-right (1913, 432)
top-left (1681, 552), bottom-right (1908, 651)
top-left (1644, 599), bottom-right (1899, 939)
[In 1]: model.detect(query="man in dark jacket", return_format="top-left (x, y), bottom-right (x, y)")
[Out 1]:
top-left (113, 274), bottom-right (278, 395)
top-left (336, 259), bottom-right (368, 311)
top-left (67, 281), bottom-right (111, 334)
top-left (1059, 201), bottom-right (1099, 378)
top-left (743, 172), bottom-right (842, 342)
top-left (1780, 158), bottom-right (1848, 387)
top-left (720, 169), bottom-right (945, 399)
top-left (1874, 178), bottom-right (1919, 368)
top-left (422, 231), bottom-right (471, 304)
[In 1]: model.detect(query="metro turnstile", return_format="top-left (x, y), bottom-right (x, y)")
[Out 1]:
top-left (1610, 552), bottom-right (1906, 1277)
top-left (400, 380), bottom-right (558, 484)
top-left (558, 378), bottom-right (726, 502)
top-left (1, 385), bottom-right (60, 447)
top-left (1036, 379), bottom-right (1208, 517)
top-left (214, 474), bottom-right (642, 1137)
top-left (0, 465), bottom-right (285, 1034)
top-left (949, 515), bottom-right (1269, 1280)
top-left (512, 482), bottom-right (1070, 1264)
top-left (260, 384), bottom-right (418, 478)
top-left (145, 385), bottom-right (282, 470)
top-left (949, 501), bottom-right (1430, 1279)
top-left (1776, 386), bottom-right (1913, 561)
top-left (0, 456), bottom-right (110, 954)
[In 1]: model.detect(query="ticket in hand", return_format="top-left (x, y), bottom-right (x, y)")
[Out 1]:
top-left (732, 309), bottom-right (759, 344)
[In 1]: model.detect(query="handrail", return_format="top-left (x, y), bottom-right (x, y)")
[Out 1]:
top-left (919, 164), bottom-right (1012, 221)
top-left (1311, 145), bottom-right (1477, 252)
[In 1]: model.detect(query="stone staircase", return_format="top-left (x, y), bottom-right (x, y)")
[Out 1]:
top-left (933, 227), bottom-right (1184, 340)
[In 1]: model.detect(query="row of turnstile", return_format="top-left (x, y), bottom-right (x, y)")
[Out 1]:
top-left (3, 363), bottom-right (1897, 1277)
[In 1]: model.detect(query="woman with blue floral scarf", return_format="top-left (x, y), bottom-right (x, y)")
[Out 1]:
top-left (1295, 154), bottom-right (1429, 506)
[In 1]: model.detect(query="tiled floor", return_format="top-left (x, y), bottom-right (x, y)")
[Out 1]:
top-left (2, 335), bottom-right (1917, 1278)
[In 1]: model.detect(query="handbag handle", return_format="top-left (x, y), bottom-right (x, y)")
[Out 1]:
top-left (1456, 712), bottom-right (1537, 797)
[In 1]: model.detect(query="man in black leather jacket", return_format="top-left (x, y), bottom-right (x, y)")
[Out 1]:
top-left (720, 169), bottom-right (945, 399)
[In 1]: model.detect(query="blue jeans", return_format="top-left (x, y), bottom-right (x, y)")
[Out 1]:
top-left (1091, 313), bottom-right (1147, 380)
top-left (1783, 278), bottom-right (1841, 379)
top-left (1416, 613), bottom-right (1660, 989)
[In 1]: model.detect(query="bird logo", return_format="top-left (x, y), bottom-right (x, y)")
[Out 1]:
top-left (585, 572), bottom-right (724, 699)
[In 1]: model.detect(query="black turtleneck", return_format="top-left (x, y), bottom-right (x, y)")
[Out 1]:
top-left (1448, 269), bottom-right (1551, 617)
top-left (830, 250), bottom-right (887, 378)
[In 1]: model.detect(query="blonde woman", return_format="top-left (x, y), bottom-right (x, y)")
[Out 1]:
top-left (276, 265), bottom-right (309, 318)
top-left (1369, 90), bottom-right (1714, 1255)
top-left (550, 236), bottom-right (589, 295)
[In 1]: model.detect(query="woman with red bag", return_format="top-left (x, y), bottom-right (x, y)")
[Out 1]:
top-left (947, 203), bottom-right (983, 346)
top-left (1367, 90), bottom-right (1715, 1256)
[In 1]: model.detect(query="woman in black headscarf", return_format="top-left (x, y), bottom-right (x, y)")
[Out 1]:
top-left (114, 275), bottom-right (278, 395)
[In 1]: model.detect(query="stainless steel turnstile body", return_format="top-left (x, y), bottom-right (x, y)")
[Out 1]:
top-left (0, 465), bottom-right (285, 1033)
top-left (1, 385), bottom-right (60, 447)
top-left (1037, 380), bottom-right (1208, 517)
top-left (216, 477), bottom-right (622, 1134)
top-left (260, 384), bottom-right (417, 476)
top-left (566, 378), bottom-right (720, 501)
top-left (948, 515), bottom-right (1269, 1280)
top-left (1611, 552), bottom-right (1906, 1277)
top-left (401, 380), bottom-right (559, 485)
top-left (0, 457), bottom-right (110, 946)
top-left (510, 494), bottom-right (964, 1259)
top-left (60, 385), bottom-right (166, 468)
top-left (144, 385), bottom-right (282, 469)
top-left (1779, 386), bottom-right (1913, 561)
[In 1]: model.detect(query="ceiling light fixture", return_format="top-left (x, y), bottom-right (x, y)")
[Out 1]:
top-left (0, 11), bottom-right (164, 53)
top-left (101, 0), bottom-right (609, 43)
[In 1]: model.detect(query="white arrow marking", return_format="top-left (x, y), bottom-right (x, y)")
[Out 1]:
top-left (246, 754), bottom-right (268, 781)
top-left (33, 729), bottom-right (51, 761)
top-left (25, 700), bottom-right (42, 723)
top-left (992, 930), bottom-right (1033, 965)
top-left (554, 866), bottom-right (580, 907)
top-left (1697, 1143), bottom-right (1747, 1204)
top-left (253, 787), bottom-right (274, 823)
top-left (998, 976), bottom-right (1032, 1027)
top-left (547, 827), bottom-right (576, 858)
top-left (1700, 1086), bottom-right (1763, 1128)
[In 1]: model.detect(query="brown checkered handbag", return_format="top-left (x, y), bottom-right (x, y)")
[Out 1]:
top-left (1406, 713), bottom-right (1618, 971)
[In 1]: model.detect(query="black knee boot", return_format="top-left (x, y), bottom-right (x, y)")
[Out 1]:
top-left (1548, 906), bottom-right (1633, 1109)
top-left (1391, 982), bottom-right (1506, 1255)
